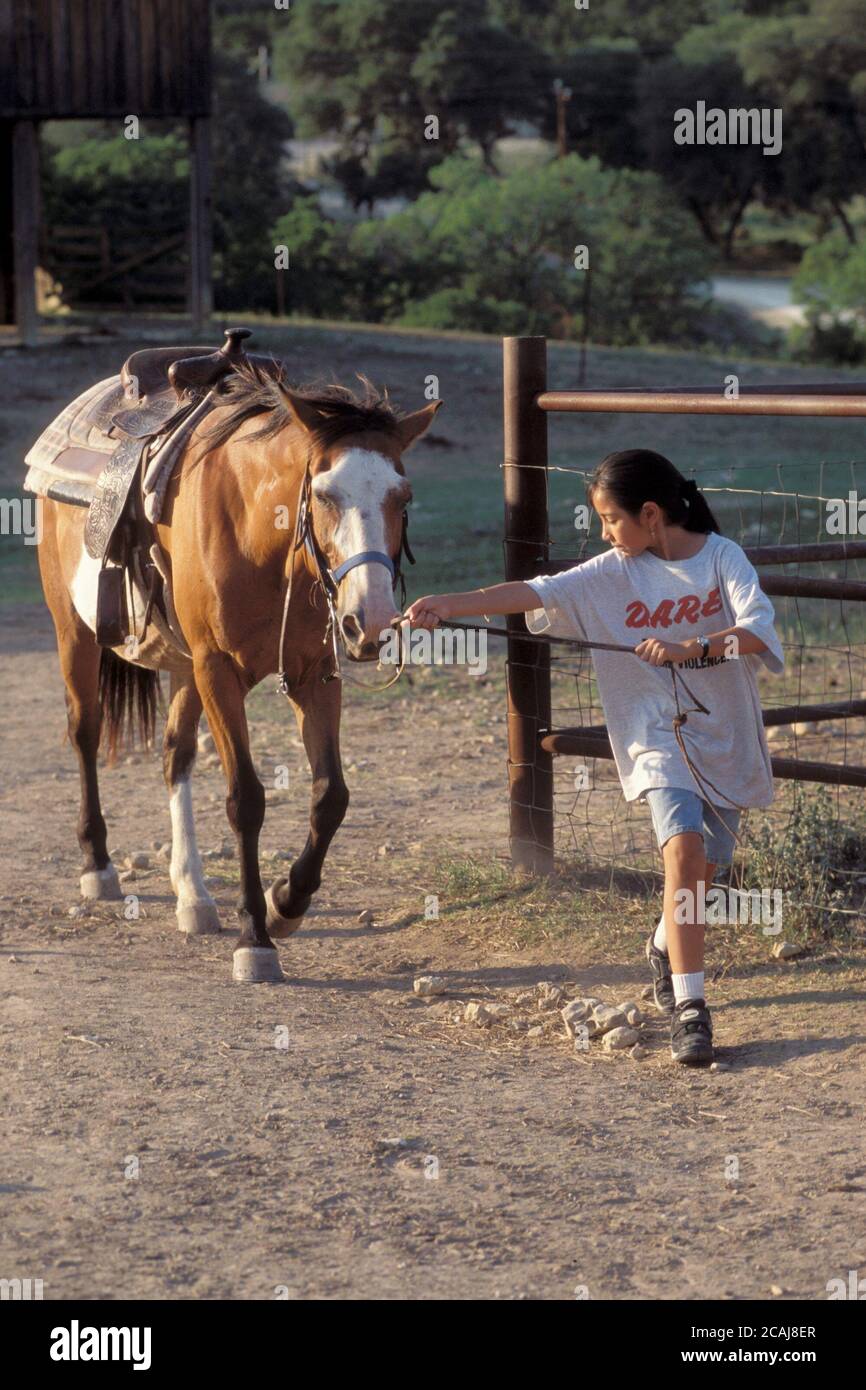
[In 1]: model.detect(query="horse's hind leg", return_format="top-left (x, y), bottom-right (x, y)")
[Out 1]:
top-left (164, 672), bottom-right (221, 935)
top-left (193, 650), bottom-right (283, 982)
top-left (38, 518), bottom-right (120, 901)
top-left (66, 640), bottom-right (122, 900)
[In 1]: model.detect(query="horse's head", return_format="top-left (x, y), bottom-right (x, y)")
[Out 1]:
top-left (281, 383), bottom-right (442, 661)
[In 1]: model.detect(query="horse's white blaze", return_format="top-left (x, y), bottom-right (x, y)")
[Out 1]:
top-left (169, 776), bottom-right (213, 908)
top-left (312, 448), bottom-right (402, 638)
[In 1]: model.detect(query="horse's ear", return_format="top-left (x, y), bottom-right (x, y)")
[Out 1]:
top-left (278, 386), bottom-right (324, 435)
top-left (395, 399), bottom-right (443, 452)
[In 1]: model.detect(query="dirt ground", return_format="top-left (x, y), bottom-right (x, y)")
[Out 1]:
top-left (2, 325), bottom-right (866, 1301)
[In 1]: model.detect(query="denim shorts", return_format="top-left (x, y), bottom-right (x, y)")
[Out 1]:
top-left (643, 786), bottom-right (740, 868)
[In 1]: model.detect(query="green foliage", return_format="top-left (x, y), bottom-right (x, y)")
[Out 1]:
top-left (276, 0), bottom-right (547, 204)
top-left (793, 232), bottom-right (866, 317)
top-left (270, 198), bottom-right (353, 318)
top-left (322, 153), bottom-right (713, 345)
top-left (538, 46), bottom-right (645, 172)
top-left (41, 49), bottom-right (294, 312)
top-left (210, 51), bottom-right (295, 311)
top-left (639, 55), bottom-right (785, 259)
top-left (743, 787), bottom-right (866, 942)
top-left (790, 232), bottom-right (866, 363)
top-left (274, 0), bottom-right (864, 275)
top-left (41, 133), bottom-right (189, 303)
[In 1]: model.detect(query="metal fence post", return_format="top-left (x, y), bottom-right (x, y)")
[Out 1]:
top-left (503, 336), bottom-right (554, 873)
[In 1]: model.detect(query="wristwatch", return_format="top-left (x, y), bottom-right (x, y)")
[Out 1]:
top-left (696, 635), bottom-right (710, 659)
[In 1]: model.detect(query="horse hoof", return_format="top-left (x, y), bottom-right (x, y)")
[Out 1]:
top-left (80, 865), bottom-right (123, 901)
top-left (177, 902), bottom-right (221, 935)
top-left (265, 883), bottom-right (304, 940)
top-left (232, 946), bottom-right (286, 984)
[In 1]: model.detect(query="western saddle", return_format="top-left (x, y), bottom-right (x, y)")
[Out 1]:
top-left (121, 326), bottom-right (275, 405)
top-left (25, 326), bottom-right (277, 650)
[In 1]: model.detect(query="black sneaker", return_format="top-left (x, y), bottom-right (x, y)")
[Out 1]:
top-left (670, 998), bottom-right (714, 1066)
top-left (645, 928), bottom-right (675, 1015)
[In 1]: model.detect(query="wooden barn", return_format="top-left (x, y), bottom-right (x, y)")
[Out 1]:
top-left (0, 0), bottom-right (213, 343)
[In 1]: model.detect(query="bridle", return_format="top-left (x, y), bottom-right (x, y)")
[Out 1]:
top-left (276, 453), bottom-right (415, 696)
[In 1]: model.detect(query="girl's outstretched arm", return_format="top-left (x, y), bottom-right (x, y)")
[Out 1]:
top-left (398, 582), bottom-right (540, 630)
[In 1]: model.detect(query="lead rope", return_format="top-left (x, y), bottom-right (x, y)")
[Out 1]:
top-left (446, 619), bottom-right (750, 846)
top-left (277, 523), bottom-right (749, 841)
top-left (275, 462), bottom-right (312, 696)
top-left (669, 661), bottom-right (749, 849)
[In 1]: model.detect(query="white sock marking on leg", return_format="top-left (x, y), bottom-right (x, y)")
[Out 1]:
top-left (169, 776), bottom-right (214, 907)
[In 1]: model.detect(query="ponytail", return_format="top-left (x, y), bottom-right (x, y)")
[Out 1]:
top-left (678, 476), bottom-right (720, 534)
top-left (587, 450), bottom-right (721, 535)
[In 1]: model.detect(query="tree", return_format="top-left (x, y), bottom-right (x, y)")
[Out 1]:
top-left (736, 0), bottom-right (866, 238)
top-left (638, 55), bottom-right (785, 259)
top-left (274, 0), bottom-right (546, 205)
top-left (333, 153), bottom-right (713, 344)
top-left (536, 45), bottom-right (644, 171)
top-left (42, 48), bottom-right (295, 313)
top-left (210, 50), bottom-right (296, 310)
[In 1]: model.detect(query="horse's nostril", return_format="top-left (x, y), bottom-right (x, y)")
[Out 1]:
top-left (341, 613), bottom-right (362, 642)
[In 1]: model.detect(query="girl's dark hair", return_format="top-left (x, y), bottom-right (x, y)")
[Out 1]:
top-left (587, 449), bottom-right (721, 535)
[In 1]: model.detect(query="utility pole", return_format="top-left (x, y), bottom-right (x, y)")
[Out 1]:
top-left (552, 78), bottom-right (572, 159)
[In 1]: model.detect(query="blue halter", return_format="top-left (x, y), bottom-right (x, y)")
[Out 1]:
top-left (329, 549), bottom-right (396, 585)
top-left (277, 461), bottom-right (414, 693)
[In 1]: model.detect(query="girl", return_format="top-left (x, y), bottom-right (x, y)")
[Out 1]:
top-left (400, 449), bottom-right (784, 1066)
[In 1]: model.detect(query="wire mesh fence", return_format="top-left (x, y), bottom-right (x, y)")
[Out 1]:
top-left (505, 455), bottom-right (866, 928)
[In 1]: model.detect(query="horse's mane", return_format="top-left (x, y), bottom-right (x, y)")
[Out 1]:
top-left (199, 358), bottom-right (401, 456)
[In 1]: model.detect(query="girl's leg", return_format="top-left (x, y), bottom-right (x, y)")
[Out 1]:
top-left (661, 830), bottom-right (708, 977)
top-left (656, 858), bottom-right (716, 953)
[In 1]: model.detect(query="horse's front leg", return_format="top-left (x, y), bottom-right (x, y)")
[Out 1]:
top-left (265, 674), bottom-right (348, 939)
top-left (163, 671), bottom-right (221, 936)
top-left (194, 649), bottom-right (284, 983)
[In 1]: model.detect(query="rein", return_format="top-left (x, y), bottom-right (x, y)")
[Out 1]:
top-left (274, 486), bottom-right (747, 836)
top-left (276, 455), bottom-right (415, 696)
top-left (445, 619), bottom-right (750, 832)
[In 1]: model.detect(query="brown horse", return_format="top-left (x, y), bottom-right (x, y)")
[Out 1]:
top-left (36, 364), bottom-right (441, 981)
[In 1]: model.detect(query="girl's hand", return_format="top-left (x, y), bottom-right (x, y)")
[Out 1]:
top-left (634, 637), bottom-right (693, 666)
top-left (397, 594), bottom-right (454, 630)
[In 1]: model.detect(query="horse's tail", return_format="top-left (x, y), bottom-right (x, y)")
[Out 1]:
top-left (98, 648), bottom-right (160, 761)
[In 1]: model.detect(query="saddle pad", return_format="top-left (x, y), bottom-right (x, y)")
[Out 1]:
top-left (22, 467), bottom-right (95, 508)
top-left (25, 376), bottom-right (126, 472)
top-left (24, 445), bottom-right (110, 508)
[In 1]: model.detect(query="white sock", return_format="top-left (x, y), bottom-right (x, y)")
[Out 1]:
top-left (673, 971), bottom-right (704, 1006)
top-left (652, 914), bottom-right (666, 953)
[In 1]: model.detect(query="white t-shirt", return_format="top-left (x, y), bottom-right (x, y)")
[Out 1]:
top-left (525, 532), bottom-right (784, 807)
